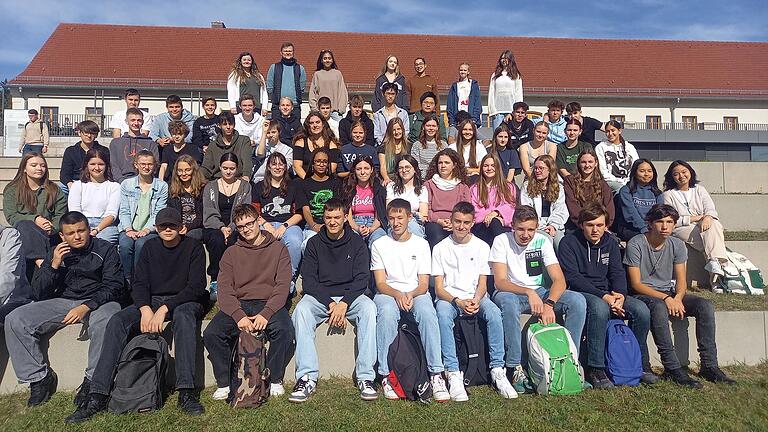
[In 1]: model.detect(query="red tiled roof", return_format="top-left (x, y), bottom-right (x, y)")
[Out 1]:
top-left (11, 23), bottom-right (768, 98)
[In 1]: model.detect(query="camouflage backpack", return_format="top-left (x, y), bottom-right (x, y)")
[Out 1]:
top-left (229, 330), bottom-right (270, 408)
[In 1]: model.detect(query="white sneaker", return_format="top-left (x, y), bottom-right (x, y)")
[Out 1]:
top-left (445, 371), bottom-right (469, 402)
top-left (211, 386), bottom-right (230, 400)
top-left (491, 367), bottom-right (518, 399)
top-left (357, 380), bottom-right (378, 401)
top-left (381, 377), bottom-right (400, 400)
top-left (705, 259), bottom-right (724, 276)
top-left (270, 383), bottom-right (285, 396)
top-left (430, 374), bottom-right (450, 402)
top-left (288, 375), bottom-right (316, 403)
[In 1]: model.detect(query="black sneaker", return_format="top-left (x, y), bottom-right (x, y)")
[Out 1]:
top-left (662, 368), bottom-right (703, 389)
top-left (699, 367), bottom-right (737, 385)
top-left (73, 377), bottom-right (91, 408)
top-left (587, 368), bottom-right (615, 390)
top-left (65, 393), bottom-right (108, 424)
top-left (641, 369), bottom-right (660, 385)
top-left (28, 370), bottom-right (58, 407)
top-left (177, 389), bottom-right (205, 416)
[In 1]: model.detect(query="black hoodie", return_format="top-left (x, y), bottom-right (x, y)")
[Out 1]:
top-left (32, 237), bottom-right (126, 310)
top-left (274, 112), bottom-right (302, 146)
top-left (557, 230), bottom-right (627, 297)
top-left (300, 224), bottom-right (370, 307)
top-left (338, 111), bottom-right (375, 147)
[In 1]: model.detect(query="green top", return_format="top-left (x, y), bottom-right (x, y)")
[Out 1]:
top-left (132, 189), bottom-right (152, 231)
top-left (2, 183), bottom-right (67, 233)
top-left (555, 140), bottom-right (593, 175)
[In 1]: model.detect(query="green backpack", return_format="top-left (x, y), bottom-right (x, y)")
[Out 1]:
top-left (526, 323), bottom-right (584, 395)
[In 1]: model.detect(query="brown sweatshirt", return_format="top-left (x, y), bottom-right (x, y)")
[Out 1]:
top-left (406, 74), bottom-right (439, 114)
top-left (217, 231), bottom-right (291, 322)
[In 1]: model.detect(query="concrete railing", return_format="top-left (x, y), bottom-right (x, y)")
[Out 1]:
top-left (0, 311), bottom-right (765, 394)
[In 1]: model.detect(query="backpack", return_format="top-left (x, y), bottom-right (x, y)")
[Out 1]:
top-left (714, 249), bottom-right (766, 295)
top-left (604, 319), bottom-right (643, 386)
top-left (107, 333), bottom-right (169, 414)
top-left (229, 330), bottom-right (270, 408)
top-left (453, 315), bottom-right (490, 386)
top-left (526, 322), bottom-right (584, 395)
top-left (386, 320), bottom-right (432, 403)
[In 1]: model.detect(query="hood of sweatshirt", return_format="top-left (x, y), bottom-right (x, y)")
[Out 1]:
top-left (574, 229), bottom-right (612, 262)
top-left (315, 224), bottom-right (358, 261)
top-left (213, 129), bottom-right (247, 148)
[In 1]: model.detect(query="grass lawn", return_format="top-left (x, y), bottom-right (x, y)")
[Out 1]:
top-left (686, 287), bottom-right (768, 311)
top-left (0, 363), bottom-right (766, 432)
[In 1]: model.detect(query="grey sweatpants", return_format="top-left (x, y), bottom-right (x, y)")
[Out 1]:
top-left (4, 298), bottom-right (121, 383)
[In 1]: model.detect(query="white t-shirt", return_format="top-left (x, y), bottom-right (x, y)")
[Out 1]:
top-left (432, 235), bottom-right (491, 300)
top-left (235, 112), bottom-right (265, 144)
top-left (489, 232), bottom-right (558, 290)
top-left (448, 141), bottom-right (487, 168)
top-left (456, 80), bottom-right (471, 113)
top-left (67, 180), bottom-right (122, 219)
top-left (110, 108), bottom-right (152, 134)
top-left (386, 183), bottom-right (428, 213)
top-left (370, 234), bottom-right (431, 293)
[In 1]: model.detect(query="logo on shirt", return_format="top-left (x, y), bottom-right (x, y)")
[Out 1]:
top-left (601, 252), bottom-right (610, 265)
top-left (264, 196), bottom-right (290, 217)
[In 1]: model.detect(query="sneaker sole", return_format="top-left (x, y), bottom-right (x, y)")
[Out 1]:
top-left (451, 395), bottom-right (469, 402)
top-left (384, 394), bottom-right (400, 400)
top-left (360, 394), bottom-right (379, 401)
top-left (288, 396), bottom-right (309, 403)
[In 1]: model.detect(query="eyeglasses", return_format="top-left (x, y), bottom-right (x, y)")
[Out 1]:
top-left (398, 166), bottom-right (413, 171)
top-left (313, 159), bottom-right (329, 165)
top-left (270, 161), bottom-right (286, 167)
top-left (235, 220), bottom-right (257, 231)
top-left (137, 163), bottom-right (154, 168)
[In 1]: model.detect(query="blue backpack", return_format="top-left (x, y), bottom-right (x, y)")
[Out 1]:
top-left (604, 319), bottom-right (642, 386)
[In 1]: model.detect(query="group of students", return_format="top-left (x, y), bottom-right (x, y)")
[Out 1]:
top-left (0, 43), bottom-right (740, 422)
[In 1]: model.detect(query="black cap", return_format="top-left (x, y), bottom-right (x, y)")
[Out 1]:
top-left (155, 208), bottom-right (182, 227)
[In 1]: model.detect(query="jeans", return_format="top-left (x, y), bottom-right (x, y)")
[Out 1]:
top-left (90, 298), bottom-right (205, 394)
top-left (4, 298), bottom-right (121, 383)
top-left (301, 226), bottom-right (319, 253)
top-left (351, 215), bottom-right (387, 247)
top-left (0, 301), bottom-right (31, 327)
top-left (635, 293), bottom-right (719, 370)
top-left (118, 231), bottom-right (158, 281)
top-left (203, 301), bottom-right (294, 387)
top-left (582, 292), bottom-right (651, 369)
top-left (186, 227), bottom-right (230, 280)
top-left (22, 144), bottom-right (44, 155)
top-left (435, 297), bottom-right (505, 371)
top-left (425, 221), bottom-right (450, 250)
top-left (87, 217), bottom-right (119, 245)
top-left (471, 218), bottom-right (509, 246)
top-left (292, 294), bottom-right (377, 381)
top-left (374, 293), bottom-right (443, 376)
top-left (57, 182), bottom-right (70, 196)
top-left (492, 287), bottom-right (586, 368)
top-left (265, 222), bottom-right (303, 278)
top-left (14, 220), bottom-right (58, 261)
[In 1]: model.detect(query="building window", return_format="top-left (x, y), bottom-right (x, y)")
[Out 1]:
top-left (724, 116), bottom-right (738, 130)
top-left (609, 115), bottom-right (625, 125)
top-left (646, 116), bottom-right (662, 129)
top-left (682, 116), bottom-right (698, 130)
top-left (40, 106), bottom-right (59, 127)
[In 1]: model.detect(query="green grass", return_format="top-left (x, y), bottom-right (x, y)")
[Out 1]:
top-left (688, 287), bottom-right (768, 311)
top-left (0, 363), bottom-right (766, 432)
top-left (724, 231), bottom-right (768, 241)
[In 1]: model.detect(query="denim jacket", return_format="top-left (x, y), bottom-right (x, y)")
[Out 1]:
top-left (118, 176), bottom-right (168, 232)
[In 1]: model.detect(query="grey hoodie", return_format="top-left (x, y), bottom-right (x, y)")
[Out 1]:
top-left (109, 133), bottom-right (160, 183)
top-left (149, 109), bottom-right (196, 143)
top-left (0, 225), bottom-right (31, 304)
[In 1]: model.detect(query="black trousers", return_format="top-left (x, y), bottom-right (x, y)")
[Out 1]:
top-left (425, 222), bottom-right (450, 250)
top-left (186, 228), bottom-right (233, 280)
top-left (471, 218), bottom-right (509, 246)
top-left (203, 300), bottom-right (295, 387)
top-left (90, 297), bottom-right (206, 395)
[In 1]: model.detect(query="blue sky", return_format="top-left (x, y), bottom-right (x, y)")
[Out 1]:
top-left (1, 0), bottom-right (766, 81)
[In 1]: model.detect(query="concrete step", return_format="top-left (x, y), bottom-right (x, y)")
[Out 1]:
top-left (0, 157), bottom-right (63, 169)
top-left (711, 195), bottom-right (768, 231)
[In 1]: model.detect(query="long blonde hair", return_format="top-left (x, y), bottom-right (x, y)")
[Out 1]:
top-left (477, 154), bottom-right (516, 208)
top-left (380, 55), bottom-right (400, 76)
top-left (169, 155), bottom-right (206, 199)
top-left (230, 52), bottom-right (265, 86)
top-left (5, 152), bottom-right (59, 213)
top-left (526, 155), bottom-right (559, 202)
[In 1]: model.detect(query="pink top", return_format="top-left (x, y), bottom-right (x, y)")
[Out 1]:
top-left (351, 185), bottom-right (376, 217)
top-left (425, 180), bottom-right (471, 222)
top-left (469, 182), bottom-right (517, 226)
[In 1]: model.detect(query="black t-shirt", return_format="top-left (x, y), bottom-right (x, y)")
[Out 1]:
top-left (293, 139), bottom-right (341, 176)
top-left (191, 115), bottom-right (220, 151)
top-left (298, 176), bottom-right (341, 224)
top-left (161, 144), bottom-right (203, 182)
top-left (219, 191), bottom-right (235, 226)
top-left (252, 180), bottom-right (300, 223)
top-left (168, 191), bottom-right (203, 230)
top-left (505, 118), bottom-right (535, 149)
top-left (577, 116), bottom-right (603, 146)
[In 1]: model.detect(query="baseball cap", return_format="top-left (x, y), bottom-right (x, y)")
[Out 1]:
top-left (155, 208), bottom-right (182, 227)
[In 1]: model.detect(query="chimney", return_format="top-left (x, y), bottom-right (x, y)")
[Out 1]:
top-left (211, 21), bottom-right (226, 29)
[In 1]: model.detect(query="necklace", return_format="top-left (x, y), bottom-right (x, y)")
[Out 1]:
top-left (220, 179), bottom-right (237, 196)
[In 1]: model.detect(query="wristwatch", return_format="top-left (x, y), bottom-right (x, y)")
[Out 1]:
top-left (544, 298), bottom-right (556, 308)
top-left (283, 222), bottom-right (290, 228)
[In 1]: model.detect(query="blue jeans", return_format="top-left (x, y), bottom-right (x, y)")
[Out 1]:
top-left (22, 144), bottom-right (43, 155)
top-left (435, 297), bottom-right (505, 371)
top-left (118, 231), bottom-right (158, 281)
top-left (56, 182), bottom-right (69, 196)
top-left (266, 222), bottom-right (303, 277)
top-left (87, 217), bottom-right (119, 245)
top-left (351, 215), bottom-right (387, 247)
top-left (292, 294), bottom-right (377, 381)
top-left (301, 226), bottom-right (318, 253)
top-left (374, 293), bottom-right (443, 375)
top-left (492, 287), bottom-right (586, 368)
top-left (582, 292), bottom-right (651, 369)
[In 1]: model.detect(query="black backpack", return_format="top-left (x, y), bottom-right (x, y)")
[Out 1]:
top-left (386, 319), bottom-right (432, 403)
top-left (454, 315), bottom-right (491, 386)
top-left (108, 333), bottom-right (170, 414)
top-left (229, 330), bottom-right (270, 408)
